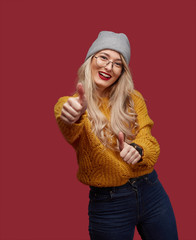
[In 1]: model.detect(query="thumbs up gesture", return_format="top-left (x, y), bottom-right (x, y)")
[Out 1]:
top-left (60, 83), bottom-right (87, 124)
top-left (118, 132), bottom-right (141, 165)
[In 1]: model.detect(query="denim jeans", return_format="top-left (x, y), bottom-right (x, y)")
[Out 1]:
top-left (88, 170), bottom-right (178, 240)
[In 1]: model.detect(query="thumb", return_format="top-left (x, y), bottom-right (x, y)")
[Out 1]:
top-left (77, 83), bottom-right (86, 105)
top-left (118, 132), bottom-right (125, 151)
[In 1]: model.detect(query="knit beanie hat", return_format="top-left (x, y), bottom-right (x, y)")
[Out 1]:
top-left (85, 31), bottom-right (131, 65)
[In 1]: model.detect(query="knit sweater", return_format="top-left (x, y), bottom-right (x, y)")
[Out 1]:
top-left (54, 90), bottom-right (160, 187)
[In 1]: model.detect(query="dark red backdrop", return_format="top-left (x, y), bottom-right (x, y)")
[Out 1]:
top-left (0, 0), bottom-right (195, 239)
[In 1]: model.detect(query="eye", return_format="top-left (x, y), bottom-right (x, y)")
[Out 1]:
top-left (114, 62), bottom-right (123, 68)
top-left (99, 55), bottom-right (108, 61)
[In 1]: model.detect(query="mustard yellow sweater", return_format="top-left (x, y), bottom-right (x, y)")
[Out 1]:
top-left (54, 90), bottom-right (160, 187)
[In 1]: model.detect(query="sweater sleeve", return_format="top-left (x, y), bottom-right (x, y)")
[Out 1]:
top-left (54, 96), bottom-right (87, 147)
top-left (131, 91), bottom-right (160, 169)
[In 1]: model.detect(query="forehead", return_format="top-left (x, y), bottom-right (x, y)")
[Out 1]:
top-left (97, 49), bottom-right (121, 59)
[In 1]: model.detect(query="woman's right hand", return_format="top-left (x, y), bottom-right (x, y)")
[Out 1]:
top-left (60, 83), bottom-right (87, 124)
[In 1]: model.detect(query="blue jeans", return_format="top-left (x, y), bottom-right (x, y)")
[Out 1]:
top-left (88, 170), bottom-right (178, 240)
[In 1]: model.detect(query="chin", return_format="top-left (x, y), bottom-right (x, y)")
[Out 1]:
top-left (95, 80), bottom-right (108, 91)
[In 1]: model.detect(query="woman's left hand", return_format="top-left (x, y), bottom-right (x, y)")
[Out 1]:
top-left (118, 132), bottom-right (141, 165)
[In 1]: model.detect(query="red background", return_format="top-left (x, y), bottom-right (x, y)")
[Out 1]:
top-left (0, 0), bottom-right (195, 239)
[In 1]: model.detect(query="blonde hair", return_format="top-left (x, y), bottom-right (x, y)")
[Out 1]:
top-left (77, 55), bottom-right (138, 151)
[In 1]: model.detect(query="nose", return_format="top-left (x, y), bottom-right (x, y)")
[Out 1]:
top-left (105, 61), bottom-right (113, 71)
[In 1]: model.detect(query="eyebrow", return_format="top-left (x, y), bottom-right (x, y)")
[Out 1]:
top-left (99, 51), bottom-right (122, 61)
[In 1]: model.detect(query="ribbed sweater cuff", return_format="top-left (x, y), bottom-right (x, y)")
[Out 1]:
top-left (132, 139), bottom-right (160, 168)
top-left (56, 112), bottom-right (87, 145)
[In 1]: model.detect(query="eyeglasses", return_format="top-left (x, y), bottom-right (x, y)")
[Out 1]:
top-left (94, 55), bottom-right (123, 70)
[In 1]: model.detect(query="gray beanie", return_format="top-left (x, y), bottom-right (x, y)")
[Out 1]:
top-left (85, 31), bottom-right (131, 65)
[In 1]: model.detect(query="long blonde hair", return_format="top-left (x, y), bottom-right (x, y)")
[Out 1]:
top-left (77, 55), bottom-right (138, 151)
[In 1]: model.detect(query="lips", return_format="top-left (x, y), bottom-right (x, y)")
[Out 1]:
top-left (98, 71), bottom-right (112, 81)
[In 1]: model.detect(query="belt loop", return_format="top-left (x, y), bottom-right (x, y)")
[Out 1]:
top-left (109, 188), bottom-right (115, 199)
top-left (144, 176), bottom-right (148, 183)
top-left (128, 179), bottom-right (136, 187)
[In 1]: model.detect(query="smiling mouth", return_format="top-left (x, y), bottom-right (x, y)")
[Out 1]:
top-left (98, 71), bottom-right (112, 80)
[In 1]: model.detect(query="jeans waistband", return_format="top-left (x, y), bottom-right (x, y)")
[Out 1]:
top-left (90, 170), bottom-right (156, 192)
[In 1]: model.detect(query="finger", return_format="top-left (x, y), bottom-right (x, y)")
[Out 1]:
top-left (118, 132), bottom-right (124, 151)
top-left (127, 150), bottom-right (140, 164)
top-left (121, 144), bottom-right (135, 160)
top-left (130, 155), bottom-right (142, 165)
top-left (67, 98), bottom-right (82, 111)
top-left (60, 115), bottom-right (73, 124)
top-left (77, 83), bottom-right (85, 105)
top-left (123, 149), bottom-right (134, 162)
top-left (120, 146), bottom-right (131, 159)
top-left (63, 102), bottom-right (79, 117)
top-left (61, 110), bottom-right (77, 122)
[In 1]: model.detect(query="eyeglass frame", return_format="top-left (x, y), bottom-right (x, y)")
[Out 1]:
top-left (94, 55), bottom-right (124, 70)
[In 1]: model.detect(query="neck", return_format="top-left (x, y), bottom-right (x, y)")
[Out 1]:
top-left (96, 87), bottom-right (109, 98)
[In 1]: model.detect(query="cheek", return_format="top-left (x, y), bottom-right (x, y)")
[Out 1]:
top-left (91, 69), bottom-right (98, 80)
top-left (91, 62), bottom-right (99, 78)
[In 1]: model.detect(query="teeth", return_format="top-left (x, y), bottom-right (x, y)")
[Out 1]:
top-left (100, 72), bottom-right (110, 78)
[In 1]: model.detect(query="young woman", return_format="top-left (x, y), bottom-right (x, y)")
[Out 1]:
top-left (54, 31), bottom-right (178, 240)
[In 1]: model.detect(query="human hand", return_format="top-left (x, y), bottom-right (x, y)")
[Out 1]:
top-left (118, 132), bottom-right (141, 165)
top-left (60, 83), bottom-right (87, 124)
